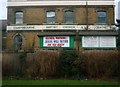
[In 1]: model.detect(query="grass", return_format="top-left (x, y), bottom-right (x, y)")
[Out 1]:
top-left (2, 80), bottom-right (119, 86)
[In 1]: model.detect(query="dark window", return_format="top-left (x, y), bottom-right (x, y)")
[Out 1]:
top-left (97, 11), bottom-right (107, 24)
top-left (15, 12), bottom-right (23, 24)
top-left (46, 10), bottom-right (55, 24)
top-left (14, 35), bottom-right (22, 50)
top-left (64, 10), bottom-right (74, 24)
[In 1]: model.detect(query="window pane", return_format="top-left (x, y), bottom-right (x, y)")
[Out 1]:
top-left (65, 10), bottom-right (74, 24)
top-left (14, 35), bottom-right (22, 50)
top-left (46, 11), bottom-right (55, 24)
top-left (16, 12), bottom-right (23, 18)
top-left (65, 18), bottom-right (73, 24)
top-left (65, 11), bottom-right (74, 17)
top-left (98, 17), bottom-right (106, 23)
top-left (15, 12), bottom-right (23, 24)
top-left (47, 11), bottom-right (55, 17)
top-left (47, 18), bottom-right (55, 24)
top-left (98, 12), bottom-right (106, 17)
top-left (97, 11), bottom-right (106, 24)
top-left (15, 19), bottom-right (23, 24)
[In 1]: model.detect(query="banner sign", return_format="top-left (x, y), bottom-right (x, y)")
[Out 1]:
top-left (43, 36), bottom-right (70, 47)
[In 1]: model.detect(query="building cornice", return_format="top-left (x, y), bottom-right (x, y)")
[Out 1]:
top-left (7, 1), bottom-right (114, 7)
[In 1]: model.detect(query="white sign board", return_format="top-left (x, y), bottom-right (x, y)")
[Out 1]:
top-left (88, 25), bottom-right (111, 30)
top-left (82, 36), bottom-right (116, 48)
top-left (43, 36), bottom-right (70, 47)
top-left (82, 36), bottom-right (99, 47)
top-left (100, 36), bottom-right (116, 47)
top-left (7, 25), bottom-right (114, 31)
top-left (7, 25), bottom-right (86, 30)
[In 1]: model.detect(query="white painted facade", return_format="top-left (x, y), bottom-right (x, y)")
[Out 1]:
top-left (7, 0), bottom-right (114, 6)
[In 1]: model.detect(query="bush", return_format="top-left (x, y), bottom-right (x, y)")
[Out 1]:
top-left (2, 50), bottom-right (119, 80)
top-left (80, 50), bottom-right (119, 79)
top-left (58, 50), bottom-right (81, 79)
top-left (25, 50), bottom-right (59, 79)
top-left (57, 50), bottom-right (119, 80)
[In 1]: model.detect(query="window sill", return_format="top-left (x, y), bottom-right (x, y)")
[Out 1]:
top-left (61, 23), bottom-right (78, 25)
top-left (42, 23), bottom-right (59, 25)
top-left (11, 24), bottom-right (27, 26)
top-left (94, 23), bottom-right (107, 25)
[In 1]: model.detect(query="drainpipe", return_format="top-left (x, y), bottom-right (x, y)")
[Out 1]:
top-left (75, 30), bottom-right (79, 51)
top-left (86, 0), bottom-right (88, 30)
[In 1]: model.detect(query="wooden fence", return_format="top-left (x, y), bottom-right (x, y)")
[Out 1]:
top-left (2, 50), bottom-right (59, 79)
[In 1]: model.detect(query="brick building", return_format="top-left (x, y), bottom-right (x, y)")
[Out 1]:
top-left (6, 0), bottom-right (117, 52)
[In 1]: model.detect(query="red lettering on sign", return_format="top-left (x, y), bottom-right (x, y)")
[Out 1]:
top-left (52, 44), bottom-right (56, 46)
top-left (46, 37), bottom-right (55, 39)
top-left (56, 37), bottom-right (66, 39)
top-left (47, 44), bottom-right (51, 46)
top-left (47, 44), bottom-right (65, 47)
top-left (57, 44), bottom-right (64, 47)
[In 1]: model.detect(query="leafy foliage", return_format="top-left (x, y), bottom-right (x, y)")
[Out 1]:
top-left (58, 50), bottom-right (81, 79)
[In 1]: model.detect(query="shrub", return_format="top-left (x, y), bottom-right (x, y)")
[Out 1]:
top-left (25, 50), bottom-right (59, 79)
top-left (2, 50), bottom-right (119, 80)
top-left (58, 50), bottom-right (80, 79)
top-left (57, 50), bottom-right (119, 80)
top-left (80, 50), bottom-right (119, 79)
